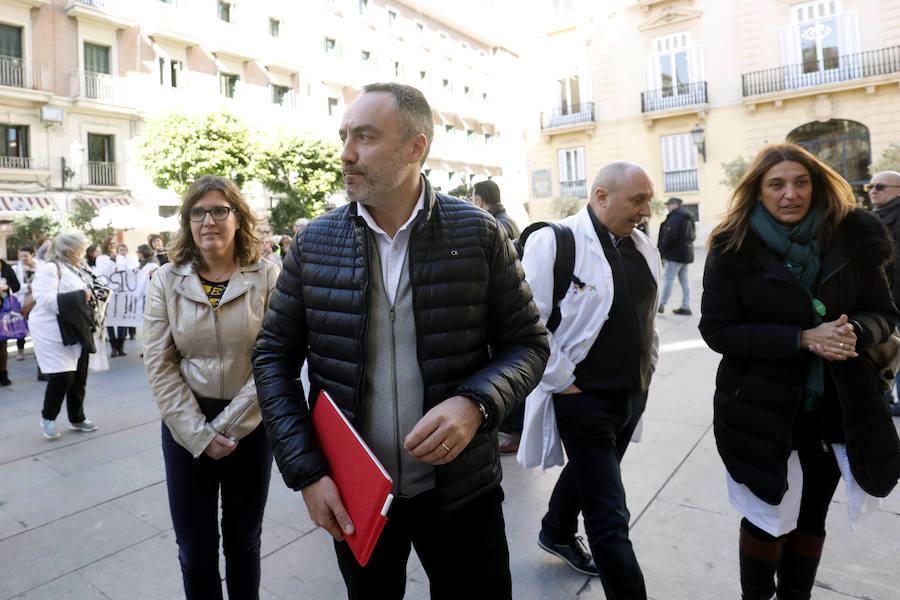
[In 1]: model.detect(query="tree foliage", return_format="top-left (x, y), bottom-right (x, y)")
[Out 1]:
top-left (448, 181), bottom-right (473, 201)
top-left (68, 200), bottom-right (115, 246)
top-left (8, 213), bottom-right (61, 253)
top-left (720, 155), bottom-right (750, 190)
top-left (256, 131), bottom-right (343, 234)
top-left (551, 195), bottom-right (583, 218)
top-left (137, 110), bottom-right (255, 193)
top-left (871, 144), bottom-right (900, 173)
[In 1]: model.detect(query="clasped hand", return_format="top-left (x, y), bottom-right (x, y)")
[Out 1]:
top-left (800, 314), bottom-right (857, 361)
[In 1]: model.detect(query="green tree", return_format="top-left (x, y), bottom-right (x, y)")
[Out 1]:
top-left (68, 200), bottom-right (114, 246)
top-left (137, 110), bottom-right (255, 193)
top-left (871, 144), bottom-right (900, 173)
top-left (8, 212), bottom-right (61, 253)
top-left (448, 181), bottom-right (473, 201)
top-left (255, 131), bottom-right (343, 233)
top-left (720, 155), bottom-right (750, 190)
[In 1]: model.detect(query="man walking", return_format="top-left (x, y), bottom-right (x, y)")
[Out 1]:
top-left (518, 162), bottom-right (660, 599)
top-left (253, 82), bottom-right (549, 598)
top-left (869, 170), bottom-right (900, 416)
top-left (656, 197), bottom-right (695, 315)
top-left (473, 179), bottom-right (521, 239)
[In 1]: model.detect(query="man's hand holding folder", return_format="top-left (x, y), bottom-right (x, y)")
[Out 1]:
top-left (302, 476), bottom-right (355, 542)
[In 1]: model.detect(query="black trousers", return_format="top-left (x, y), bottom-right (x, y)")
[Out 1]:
top-left (41, 349), bottom-right (89, 422)
top-left (335, 485), bottom-right (511, 600)
top-left (541, 389), bottom-right (648, 600)
top-left (161, 411), bottom-right (273, 600)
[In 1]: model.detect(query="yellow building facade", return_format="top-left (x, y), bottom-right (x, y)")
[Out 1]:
top-left (524, 0), bottom-right (900, 230)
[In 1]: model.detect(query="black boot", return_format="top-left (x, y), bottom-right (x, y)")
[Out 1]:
top-left (776, 529), bottom-right (825, 600)
top-left (118, 337), bottom-right (127, 356)
top-left (740, 521), bottom-right (784, 600)
top-left (0, 370), bottom-right (10, 386)
top-left (110, 338), bottom-right (119, 357)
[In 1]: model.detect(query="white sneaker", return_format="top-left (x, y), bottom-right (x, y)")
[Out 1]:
top-left (69, 420), bottom-right (98, 433)
top-left (41, 419), bottom-right (61, 440)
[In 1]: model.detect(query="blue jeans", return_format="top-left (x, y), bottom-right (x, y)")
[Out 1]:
top-left (541, 389), bottom-right (647, 600)
top-left (161, 408), bottom-right (273, 600)
top-left (659, 260), bottom-right (690, 310)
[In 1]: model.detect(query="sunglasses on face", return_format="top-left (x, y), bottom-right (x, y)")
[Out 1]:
top-left (186, 206), bottom-right (235, 222)
top-left (864, 183), bottom-right (900, 192)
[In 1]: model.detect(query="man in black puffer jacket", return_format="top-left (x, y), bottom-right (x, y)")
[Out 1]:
top-left (656, 197), bottom-right (695, 315)
top-left (253, 83), bottom-right (549, 598)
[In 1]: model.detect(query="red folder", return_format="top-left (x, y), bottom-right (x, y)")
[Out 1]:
top-left (311, 389), bottom-right (394, 566)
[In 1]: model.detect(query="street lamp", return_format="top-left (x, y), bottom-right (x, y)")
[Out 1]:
top-left (690, 124), bottom-right (707, 164)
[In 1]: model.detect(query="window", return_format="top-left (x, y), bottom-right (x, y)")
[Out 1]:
top-left (781, 0), bottom-right (858, 83)
top-left (442, 78), bottom-right (451, 94)
top-left (158, 57), bottom-right (182, 88)
top-left (360, 50), bottom-right (371, 64)
top-left (358, 0), bottom-right (368, 16)
top-left (661, 133), bottom-right (698, 192)
top-left (557, 147), bottom-right (587, 198)
top-left (0, 124), bottom-right (29, 168)
top-left (557, 75), bottom-right (581, 115)
top-left (327, 96), bottom-right (339, 116)
top-left (393, 61), bottom-right (401, 77)
top-left (272, 84), bottom-right (293, 108)
top-left (482, 91), bottom-right (488, 102)
top-left (445, 125), bottom-right (456, 135)
top-left (419, 70), bottom-right (427, 81)
top-left (217, 1), bottom-right (231, 22)
top-left (269, 18), bottom-right (280, 38)
top-left (84, 42), bottom-right (110, 74)
top-left (87, 133), bottom-right (116, 186)
top-left (0, 24), bottom-right (22, 87)
top-left (485, 133), bottom-right (493, 145)
top-left (388, 10), bottom-right (396, 27)
top-left (219, 72), bottom-right (239, 98)
top-left (644, 32), bottom-right (704, 110)
top-left (466, 129), bottom-right (476, 144)
top-left (464, 85), bottom-right (472, 98)
top-left (552, 0), bottom-right (575, 15)
top-left (158, 57), bottom-right (165, 85)
top-left (324, 37), bottom-right (340, 56)
top-left (416, 23), bottom-right (424, 39)
top-left (83, 42), bottom-right (111, 100)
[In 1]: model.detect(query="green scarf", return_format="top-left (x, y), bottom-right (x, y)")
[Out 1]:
top-left (749, 204), bottom-right (825, 410)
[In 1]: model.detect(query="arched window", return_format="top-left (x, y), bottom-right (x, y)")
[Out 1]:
top-left (787, 119), bottom-right (870, 193)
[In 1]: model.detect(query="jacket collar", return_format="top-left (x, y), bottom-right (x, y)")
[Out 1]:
top-left (349, 174), bottom-right (437, 226)
top-left (170, 260), bottom-right (262, 305)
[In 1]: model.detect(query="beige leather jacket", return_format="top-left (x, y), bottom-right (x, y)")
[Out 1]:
top-left (143, 260), bottom-right (279, 457)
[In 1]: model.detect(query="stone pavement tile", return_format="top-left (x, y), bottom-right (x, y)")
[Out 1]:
top-left (0, 503), bottom-right (160, 599)
top-left (38, 423), bottom-right (160, 474)
top-left (110, 482), bottom-right (172, 533)
top-left (12, 571), bottom-right (107, 600)
top-left (653, 435), bottom-right (732, 516)
top-left (76, 531), bottom-right (184, 600)
top-left (0, 508), bottom-right (25, 542)
top-left (260, 527), bottom-right (351, 599)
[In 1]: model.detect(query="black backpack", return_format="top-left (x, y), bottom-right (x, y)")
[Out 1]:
top-left (514, 222), bottom-right (584, 333)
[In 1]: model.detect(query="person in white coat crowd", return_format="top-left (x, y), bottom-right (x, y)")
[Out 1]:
top-left (31, 232), bottom-right (108, 440)
top-left (518, 162), bottom-right (661, 600)
top-left (12, 245), bottom-right (39, 361)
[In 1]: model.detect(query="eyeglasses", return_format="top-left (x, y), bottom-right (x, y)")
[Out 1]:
top-left (186, 206), bottom-right (235, 222)
top-left (864, 183), bottom-right (900, 192)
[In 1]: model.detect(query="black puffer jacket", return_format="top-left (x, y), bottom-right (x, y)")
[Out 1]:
top-left (874, 197), bottom-right (900, 307)
top-left (700, 208), bottom-right (900, 504)
top-left (253, 178), bottom-right (549, 513)
top-left (657, 206), bottom-right (695, 263)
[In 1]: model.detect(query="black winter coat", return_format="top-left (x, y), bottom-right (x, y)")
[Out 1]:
top-left (253, 178), bottom-right (550, 513)
top-left (700, 208), bottom-right (900, 505)
top-left (657, 207), bottom-right (695, 263)
top-left (873, 197), bottom-right (900, 307)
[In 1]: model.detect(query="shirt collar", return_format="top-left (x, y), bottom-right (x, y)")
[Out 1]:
top-left (357, 177), bottom-right (426, 239)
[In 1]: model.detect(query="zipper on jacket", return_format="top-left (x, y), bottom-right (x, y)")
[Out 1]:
top-left (212, 307), bottom-right (225, 400)
top-left (388, 301), bottom-right (404, 495)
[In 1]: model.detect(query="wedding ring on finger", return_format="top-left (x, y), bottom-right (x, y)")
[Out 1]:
top-left (440, 442), bottom-right (452, 453)
top-left (839, 342), bottom-right (845, 349)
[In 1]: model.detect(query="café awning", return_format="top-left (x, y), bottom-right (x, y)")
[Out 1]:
top-left (0, 196), bottom-right (58, 212)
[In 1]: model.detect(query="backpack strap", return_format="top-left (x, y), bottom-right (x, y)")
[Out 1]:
top-left (515, 221), bottom-right (580, 333)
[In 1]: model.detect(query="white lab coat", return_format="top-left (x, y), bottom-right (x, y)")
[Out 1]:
top-left (28, 261), bottom-right (89, 373)
top-left (517, 207), bottom-right (661, 469)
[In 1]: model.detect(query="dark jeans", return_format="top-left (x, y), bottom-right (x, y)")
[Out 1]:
top-left (106, 326), bottom-right (127, 340)
top-left (41, 349), bottom-right (89, 422)
top-left (161, 407), bottom-right (273, 600)
top-left (335, 485), bottom-right (511, 600)
top-left (541, 389), bottom-right (648, 600)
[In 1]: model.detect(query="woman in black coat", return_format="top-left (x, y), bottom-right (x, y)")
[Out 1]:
top-left (699, 144), bottom-right (900, 600)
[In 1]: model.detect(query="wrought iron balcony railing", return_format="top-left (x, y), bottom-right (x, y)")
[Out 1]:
top-left (88, 161), bottom-right (117, 186)
top-left (541, 102), bottom-right (595, 129)
top-left (0, 55), bottom-right (48, 90)
top-left (742, 45), bottom-right (900, 97)
top-left (560, 179), bottom-right (588, 198)
top-left (641, 81), bottom-right (708, 112)
top-left (0, 156), bottom-right (40, 169)
top-left (664, 170), bottom-right (699, 193)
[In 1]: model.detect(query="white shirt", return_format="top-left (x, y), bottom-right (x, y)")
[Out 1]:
top-left (356, 182), bottom-right (426, 305)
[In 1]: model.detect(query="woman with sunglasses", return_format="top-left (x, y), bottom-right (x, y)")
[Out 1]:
top-left (143, 175), bottom-right (279, 600)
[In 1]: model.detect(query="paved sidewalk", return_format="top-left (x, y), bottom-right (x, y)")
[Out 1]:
top-left (0, 259), bottom-right (898, 599)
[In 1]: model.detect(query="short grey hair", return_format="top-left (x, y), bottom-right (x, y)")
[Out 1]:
top-left (47, 231), bottom-right (89, 265)
top-left (361, 82), bottom-right (434, 165)
top-left (590, 162), bottom-right (645, 198)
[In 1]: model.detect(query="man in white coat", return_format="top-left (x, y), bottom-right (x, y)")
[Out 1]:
top-left (518, 162), bottom-right (660, 600)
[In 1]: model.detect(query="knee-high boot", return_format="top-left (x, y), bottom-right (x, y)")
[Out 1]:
top-left (740, 523), bottom-right (784, 600)
top-left (776, 529), bottom-right (825, 600)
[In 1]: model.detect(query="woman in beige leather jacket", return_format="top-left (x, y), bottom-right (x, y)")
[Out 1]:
top-left (142, 175), bottom-right (279, 600)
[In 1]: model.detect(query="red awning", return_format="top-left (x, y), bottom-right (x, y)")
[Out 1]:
top-left (0, 196), bottom-right (57, 211)
top-left (80, 197), bottom-right (132, 209)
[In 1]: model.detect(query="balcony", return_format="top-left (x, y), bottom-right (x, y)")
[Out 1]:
top-left (71, 70), bottom-right (129, 104)
top-left (0, 56), bottom-right (49, 91)
top-left (560, 179), bottom-right (587, 198)
top-left (663, 170), bottom-right (699, 193)
top-left (88, 161), bottom-right (117, 186)
top-left (0, 156), bottom-right (43, 169)
top-left (541, 102), bottom-right (595, 131)
top-left (742, 46), bottom-right (900, 97)
top-left (66, 0), bottom-right (134, 29)
top-left (642, 81), bottom-right (708, 113)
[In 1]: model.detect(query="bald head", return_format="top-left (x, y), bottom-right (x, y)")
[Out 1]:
top-left (589, 162), bottom-right (654, 237)
top-left (869, 171), bottom-right (900, 207)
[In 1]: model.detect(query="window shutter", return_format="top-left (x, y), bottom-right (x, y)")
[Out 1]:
top-left (780, 24), bottom-right (801, 66)
top-left (645, 55), bottom-right (659, 90)
top-left (0, 24), bottom-right (22, 59)
top-left (836, 10), bottom-right (859, 55)
top-left (557, 149), bottom-right (567, 183)
top-left (687, 44), bottom-right (704, 82)
top-left (575, 147), bottom-right (586, 181)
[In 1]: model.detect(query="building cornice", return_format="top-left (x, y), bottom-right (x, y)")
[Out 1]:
top-left (638, 7), bottom-right (703, 31)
